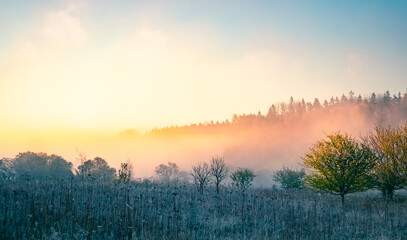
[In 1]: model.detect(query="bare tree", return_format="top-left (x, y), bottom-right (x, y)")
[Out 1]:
top-left (191, 162), bottom-right (211, 194)
top-left (210, 156), bottom-right (228, 194)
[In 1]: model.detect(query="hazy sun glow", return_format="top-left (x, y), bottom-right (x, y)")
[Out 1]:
top-left (1, 0), bottom-right (406, 173)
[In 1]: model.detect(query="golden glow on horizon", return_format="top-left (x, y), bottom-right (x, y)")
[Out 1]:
top-left (0, 1), bottom-right (364, 134)
top-left (0, 31), bottom-right (314, 129)
top-left (0, 102), bottom-right (381, 179)
top-left (1, 0), bottom-right (404, 168)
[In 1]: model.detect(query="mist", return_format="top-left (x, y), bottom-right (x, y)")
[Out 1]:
top-left (1, 91), bottom-right (406, 187)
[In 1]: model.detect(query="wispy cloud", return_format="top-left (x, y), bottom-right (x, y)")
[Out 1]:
top-left (40, 7), bottom-right (87, 46)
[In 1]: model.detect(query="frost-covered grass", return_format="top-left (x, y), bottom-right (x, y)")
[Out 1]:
top-left (1, 181), bottom-right (407, 239)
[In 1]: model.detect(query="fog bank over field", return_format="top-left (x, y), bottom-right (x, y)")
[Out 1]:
top-left (1, 91), bottom-right (406, 186)
top-left (135, 91), bottom-right (406, 185)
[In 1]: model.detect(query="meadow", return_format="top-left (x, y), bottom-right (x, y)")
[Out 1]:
top-left (1, 180), bottom-right (406, 240)
top-left (2, 0), bottom-right (407, 238)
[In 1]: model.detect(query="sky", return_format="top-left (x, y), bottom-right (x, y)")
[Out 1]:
top-left (1, 0), bottom-right (406, 135)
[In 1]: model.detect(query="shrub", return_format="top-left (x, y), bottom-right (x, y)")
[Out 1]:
top-left (273, 167), bottom-right (305, 189)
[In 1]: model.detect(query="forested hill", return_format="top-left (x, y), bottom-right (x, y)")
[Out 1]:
top-left (145, 90), bottom-right (407, 137)
top-left (118, 90), bottom-right (407, 182)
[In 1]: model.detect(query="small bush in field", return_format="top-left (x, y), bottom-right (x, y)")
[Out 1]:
top-left (273, 167), bottom-right (305, 189)
top-left (231, 168), bottom-right (255, 192)
top-left (118, 161), bottom-right (133, 183)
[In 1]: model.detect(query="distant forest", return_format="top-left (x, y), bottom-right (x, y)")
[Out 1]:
top-left (2, 90), bottom-right (407, 182)
top-left (145, 90), bottom-right (407, 137)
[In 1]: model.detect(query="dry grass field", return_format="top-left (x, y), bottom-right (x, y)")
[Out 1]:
top-left (1, 181), bottom-right (406, 240)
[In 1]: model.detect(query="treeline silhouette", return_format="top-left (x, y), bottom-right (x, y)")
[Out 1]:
top-left (135, 90), bottom-right (407, 180)
top-left (146, 90), bottom-right (407, 137)
top-left (0, 152), bottom-right (115, 182)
